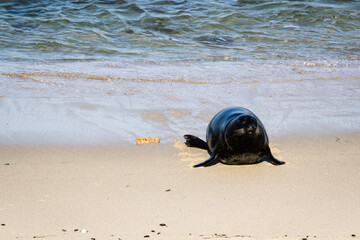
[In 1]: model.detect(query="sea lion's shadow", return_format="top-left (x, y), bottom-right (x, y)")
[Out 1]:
top-left (210, 156), bottom-right (275, 167)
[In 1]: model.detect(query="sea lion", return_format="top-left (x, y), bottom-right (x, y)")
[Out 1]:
top-left (184, 107), bottom-right (285, 167)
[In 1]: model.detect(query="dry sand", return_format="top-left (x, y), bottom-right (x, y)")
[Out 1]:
top-left (1, 134), bottom-right (359, 240)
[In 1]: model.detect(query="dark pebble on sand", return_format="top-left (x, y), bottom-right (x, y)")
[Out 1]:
top-left (91, 238), bottom-right (96, 240)
top-left (4, 163), bottom-right (10, 165)
top-left (215, 233), bottom-right (227, 237)
top-left (351, 234), bottom-right (356, 237)
top-left (159, 223), bottom-right (167, 227)
top-left (151, 230), bottom-right (155, 233)
top-left (1, 224), bottom-right (5, 226)
top-left (166, 189), bottom-right (170, 192)
top-left (144, 235), bottom-right (150, 238)
top-left (74, 229), bottom-right (79, 232)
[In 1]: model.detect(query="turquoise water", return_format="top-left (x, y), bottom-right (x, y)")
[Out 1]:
top-left (1, 0), bottom-right (359, 61)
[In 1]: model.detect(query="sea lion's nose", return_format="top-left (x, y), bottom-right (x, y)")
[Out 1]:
top-left (246, 126), bottom-right (255, 134)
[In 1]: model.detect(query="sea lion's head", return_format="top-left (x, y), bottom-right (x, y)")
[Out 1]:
top-left (224, 115), bottom-right (264, 152)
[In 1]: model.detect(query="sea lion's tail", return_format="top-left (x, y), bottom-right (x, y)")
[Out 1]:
top-left (184, 135), bottom-right (209, 150)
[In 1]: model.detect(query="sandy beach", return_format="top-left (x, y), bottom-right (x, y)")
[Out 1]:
top-left (1, 59), bottom-right (360, 240)
top-left (1, 58), bottom-right (360, 240)
top-left (1, 133), bottom-right (360, 240)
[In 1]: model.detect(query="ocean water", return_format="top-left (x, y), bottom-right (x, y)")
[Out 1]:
top-left (1, 0), bottom-right (360, 145)
top-left (0, 0), bottom-right (359, 61)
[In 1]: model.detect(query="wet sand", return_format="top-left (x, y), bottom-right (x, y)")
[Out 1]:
top-left (1, 60), bottom-right (360, 145)
top-left (1, 134), bottom-right (360, 240)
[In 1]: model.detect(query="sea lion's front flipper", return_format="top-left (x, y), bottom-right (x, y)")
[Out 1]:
top-left (184, 135), bottom-right (209, 150)
top-left (193, 145), bottom-right (219, 168)
top-left (263, 145), bottom-right (285, 165)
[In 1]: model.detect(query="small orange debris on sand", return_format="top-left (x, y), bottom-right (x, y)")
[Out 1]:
top-left (136, 138), bottom-right (160, 145)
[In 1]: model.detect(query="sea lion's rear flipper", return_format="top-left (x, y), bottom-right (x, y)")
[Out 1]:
top-left (193, 145), bottom-right (219, 168)
top-left (193, 154), bottom-right (219, 168)
top-left (263, 145), bottom-right (285, 165)
top-left (184, 135), bottom-right (209, 150)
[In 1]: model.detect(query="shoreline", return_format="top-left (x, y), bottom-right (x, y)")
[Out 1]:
top-left (1, 133), bottom-right (359, 240)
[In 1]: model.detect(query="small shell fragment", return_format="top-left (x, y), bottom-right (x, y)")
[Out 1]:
top-left (136, 138), bottom-right (160, 145)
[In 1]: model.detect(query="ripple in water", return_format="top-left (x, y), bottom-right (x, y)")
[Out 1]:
top-left (0, 0), bottom-right (359, 61)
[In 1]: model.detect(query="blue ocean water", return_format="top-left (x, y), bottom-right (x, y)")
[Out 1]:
top-left (0, 0), bottom-right (359, 62)
top-left (1, 1), bottom-right (360, 145)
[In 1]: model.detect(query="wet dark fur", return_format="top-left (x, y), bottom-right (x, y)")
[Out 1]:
top-left (184, 107), bottom-right (285, 168)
